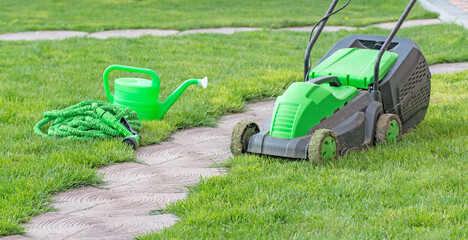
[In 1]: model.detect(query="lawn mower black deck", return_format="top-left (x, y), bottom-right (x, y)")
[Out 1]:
top-left (230, 0), bottom-right (431, 164)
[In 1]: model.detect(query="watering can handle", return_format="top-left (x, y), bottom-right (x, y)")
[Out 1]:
top-left (103, 64), bottom-right (160, 103)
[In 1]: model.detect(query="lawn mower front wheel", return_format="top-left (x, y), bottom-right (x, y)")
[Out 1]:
top-left (308, 129), bottom-right (338, 165)
top-left (375, 114), bottom-right (402, 144)
top-left (230, 120), bottom-right (260, 156)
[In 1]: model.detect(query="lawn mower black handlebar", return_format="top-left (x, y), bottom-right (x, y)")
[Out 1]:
top-left (303, 0), bottom-right (418, 93)
top-left (372, 0), bottom-right (418, 96)
top-left (303, 0), bottom-right (342, 81)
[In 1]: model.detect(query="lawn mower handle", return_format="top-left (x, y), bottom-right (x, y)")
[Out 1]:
top-left (372, 0), bottom-right (417, 99)
top-left (303, 0), bottom-right (342, 81)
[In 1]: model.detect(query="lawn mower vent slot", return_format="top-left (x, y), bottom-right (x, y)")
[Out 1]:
top-left (399, 58), bottom-right (429, 101)
top-left (350, 39), bottom-right (399, 51)
top-left (401, 82), bottom-right (430, 120)
top-left (398, 58), bottom-right (431, 121)
top-left (271, 102), bottom-right (299, 137)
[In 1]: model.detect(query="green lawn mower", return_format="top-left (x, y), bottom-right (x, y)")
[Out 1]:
top-left (230, 0), bottom-right (431, 164)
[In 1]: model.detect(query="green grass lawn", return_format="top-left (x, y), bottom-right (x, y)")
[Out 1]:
top-left (0, 0), bottom-right (437, 34)
top-left (140, 70), bottom-right (468, 239)
top-left (0, 24), bottom-right (467, 236)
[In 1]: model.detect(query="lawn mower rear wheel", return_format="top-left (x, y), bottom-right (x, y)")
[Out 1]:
top-left (375, 113), bottom-right (402, 144)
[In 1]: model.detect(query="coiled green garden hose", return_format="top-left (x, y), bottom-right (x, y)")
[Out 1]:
top-left (33, 100), bottom-right (142, 145)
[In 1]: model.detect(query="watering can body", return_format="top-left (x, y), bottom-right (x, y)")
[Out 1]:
top-left (114, 77), bottom-right (160, 121)
top-left (103, 65), bottom-right (207, 121)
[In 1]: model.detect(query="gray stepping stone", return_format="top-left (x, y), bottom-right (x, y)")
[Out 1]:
top-left (280, 25), bottom-right (356, 32)
top-left (1, 235), bottom-right (28, 240)
top-left (419, 0), bottom-right (468, 28)
top-left (369, 18), bottom-right (441, 29)
top-left (429, 62), bottom-right (468, 74)
top-left (274, 18), bottom-right (441, 32)
top-left (0, 18), bottom-right (446, 41)
top-left (0, 31), bottom-right (88, 41)
top-left (179, 27), bottom-right (262, 35)
top-left (88, 29), bottom-right (179, 39)
top-left (23, 214), bottom-right (178, 240)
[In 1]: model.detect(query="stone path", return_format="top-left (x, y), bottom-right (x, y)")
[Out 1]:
top-left (4, 101), bottom-right (273, 240)
top-left (0, 19), bottom-right (441, 41)
top-left (448, 0), bottom-right (468, 12)
top-left (420, 0), bottom-right (468, 28)
top-left (3, 62), bottom-right (468, 240)
top-left (429, 62), bottom-right (468, 73)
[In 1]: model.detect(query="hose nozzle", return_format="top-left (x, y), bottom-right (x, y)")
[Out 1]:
top-left (96, 107), bottom-right (141, 149)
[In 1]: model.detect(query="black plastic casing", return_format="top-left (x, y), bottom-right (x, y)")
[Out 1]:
top-left (315, 34), bottom-right (431, 133)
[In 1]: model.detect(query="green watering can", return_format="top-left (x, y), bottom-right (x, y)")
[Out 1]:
top-left (103, 64), bottom-right (208, 121)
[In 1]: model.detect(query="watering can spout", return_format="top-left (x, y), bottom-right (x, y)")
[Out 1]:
top-left (199, 76), bottom-right (208, 89)
top-left (158, 77), bottom-right (208, 119)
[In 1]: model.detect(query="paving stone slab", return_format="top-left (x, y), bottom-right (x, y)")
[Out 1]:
top-left (279, 25), bottom-right (357, 32)
top-left (448, 0), bottom-right (468, 12)
top-left (420, 0), bottom-right (468, 28)
top-left (170, 127), bottom-right (228, 145)
top-left (369, 18), bottom-right (442, 29)
top-left (0, 18), bottom-right (446, 41)
top-left (137, 142), bottom-right (195, 166)
top-left (0, 31), bottom-right (88, 41)
top-left (429, 62), bottom-right (468, 74)
top-left (88, 29), bottom-right (179, 39)
top-left (1, 236), bottom-right (27, 240)
top-left (179, 27), bottom-right (262, 35)
top-left (281, 19), bottom-right (441, 32)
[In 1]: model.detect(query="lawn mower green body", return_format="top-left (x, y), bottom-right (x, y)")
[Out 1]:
top-left (270, 81), bottom-right (357, 139)
top-left (269, 48), bottom-right (398, 140)
top-left (231, 0), bottom-right (431, 163)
